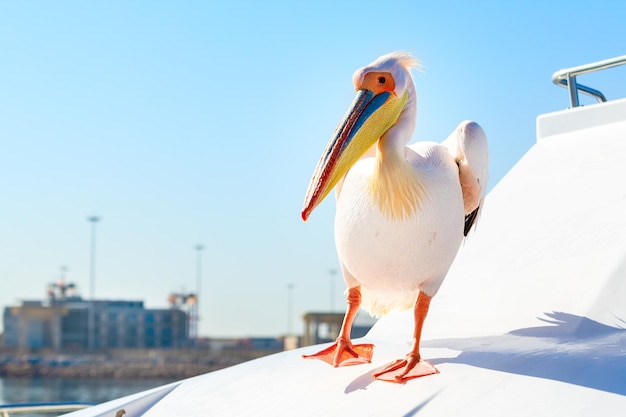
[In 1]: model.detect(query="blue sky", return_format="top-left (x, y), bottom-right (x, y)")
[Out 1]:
top-left (1, 1), bottom-right (626, 338)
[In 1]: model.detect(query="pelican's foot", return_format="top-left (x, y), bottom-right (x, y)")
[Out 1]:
top-left (302, 339), bottom-right (374, 367)
top-left (373, 354), bottom-right (438, 383)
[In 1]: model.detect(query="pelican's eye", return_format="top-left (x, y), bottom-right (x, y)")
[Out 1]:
top-left (361, 71), bottom-right (395, 93)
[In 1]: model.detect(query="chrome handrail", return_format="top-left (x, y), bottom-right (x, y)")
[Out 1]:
top-left (552, 54), bottom-right (626, 107)
top-left (0, 401), bottom-right (93, 416)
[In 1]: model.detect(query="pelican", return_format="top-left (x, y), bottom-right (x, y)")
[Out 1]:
top-left (301, 52), bottom-right (488, 382)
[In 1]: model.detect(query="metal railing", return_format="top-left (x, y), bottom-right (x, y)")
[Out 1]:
top-left (0, 401), bottom-right (93, 416)
top-left (552, 54), bottom-right (626, 107)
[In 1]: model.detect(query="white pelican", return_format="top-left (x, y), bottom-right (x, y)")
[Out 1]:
top-left (301, 52), bottom-right (488, 382)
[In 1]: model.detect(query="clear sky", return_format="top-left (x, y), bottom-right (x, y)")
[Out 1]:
top-left (1, 1), bottom-right (626, 338)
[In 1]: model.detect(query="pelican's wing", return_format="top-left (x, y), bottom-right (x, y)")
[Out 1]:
top-left (443, 120), bottom-right (489, 237)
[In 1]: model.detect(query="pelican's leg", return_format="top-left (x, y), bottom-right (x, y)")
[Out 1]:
top-left (302, 285), bottom-right (374, 367)
top-left (373, 291), bottom-right (438, 382)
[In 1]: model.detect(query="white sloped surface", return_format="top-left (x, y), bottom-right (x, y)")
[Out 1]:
top-left (421, 112), bottom-right (626, 341)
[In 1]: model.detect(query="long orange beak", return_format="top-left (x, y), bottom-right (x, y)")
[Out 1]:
top-left (301, 89), bottom-right (406, 221)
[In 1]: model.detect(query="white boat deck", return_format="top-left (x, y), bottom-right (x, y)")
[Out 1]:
top-left (65, 88), bottom-right (626, 417)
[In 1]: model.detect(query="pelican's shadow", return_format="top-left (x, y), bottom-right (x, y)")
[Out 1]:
top-left (423, 312), bottom-right (626, 395)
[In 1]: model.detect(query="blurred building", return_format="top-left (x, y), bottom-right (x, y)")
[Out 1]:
top-left (3, 284), bottom-right (189, 350)
top-left (301, 311), bottom-right (376, 346)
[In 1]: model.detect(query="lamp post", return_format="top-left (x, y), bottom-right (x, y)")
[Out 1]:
top-left (287, 283), bottom-right (295, 336)
top-left (329, 269), bottom-right (338, 312)
top-left (194, 244), bottom-right (204, 344)
top-left (87, 215), bottom-right (100, 350)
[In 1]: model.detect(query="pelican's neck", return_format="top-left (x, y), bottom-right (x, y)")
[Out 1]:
top-left (368, 86), bottom-right (425, 220)
top-left (379, 83), bottom-right (417, 153)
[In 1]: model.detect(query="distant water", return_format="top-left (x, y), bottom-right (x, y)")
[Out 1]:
top-left (0, 376), bottom-right (176, 406)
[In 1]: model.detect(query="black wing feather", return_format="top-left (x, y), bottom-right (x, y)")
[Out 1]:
top-left (464, 206), bottom-right (480, 237)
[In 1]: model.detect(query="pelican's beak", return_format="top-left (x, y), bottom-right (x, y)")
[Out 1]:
top-left (301, 89), bottom-right (408, 221)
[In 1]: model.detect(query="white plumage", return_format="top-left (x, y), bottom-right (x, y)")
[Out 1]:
top-left (336, 140), bottom-right (464, 316)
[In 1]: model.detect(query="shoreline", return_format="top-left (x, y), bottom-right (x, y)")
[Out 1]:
top-left (0, 348), bottom-right (279, 379)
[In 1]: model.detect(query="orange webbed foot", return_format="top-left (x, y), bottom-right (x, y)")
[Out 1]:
top-left (372, 354), bottom-right (438, 383)
top-left (302, 338), bottom-right (374, 367)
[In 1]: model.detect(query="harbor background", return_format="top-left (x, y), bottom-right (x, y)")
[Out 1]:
top-left (0, 376), bottom-right (174, 408)
top-left (0, 345), bottom-right (282, 413)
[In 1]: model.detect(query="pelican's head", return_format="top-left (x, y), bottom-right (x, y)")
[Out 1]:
top-left (301, 52), bottom-right (421, 221)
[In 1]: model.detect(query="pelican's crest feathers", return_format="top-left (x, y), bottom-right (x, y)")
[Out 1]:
top-left (370, 51), bottom-right (422, 72)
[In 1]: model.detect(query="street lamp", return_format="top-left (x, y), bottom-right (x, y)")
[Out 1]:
top-left (87, 215), bottom-right (100, 350)
top-left (287, 283), bottom-right (295, 336)
top-left (195, 244), bottom-right (204, 344)
top-left (329, 269), bottom-right (338, 312)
